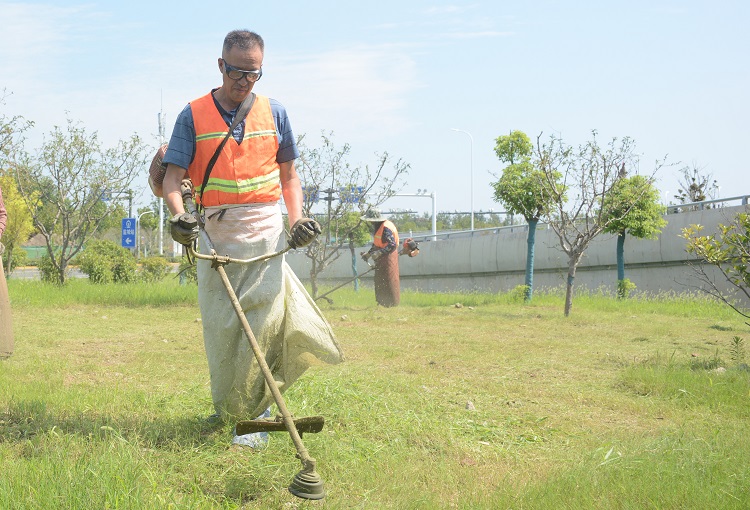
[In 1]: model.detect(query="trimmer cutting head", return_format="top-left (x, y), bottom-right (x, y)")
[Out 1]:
top-left (289, 470), bottom-right (325, 500)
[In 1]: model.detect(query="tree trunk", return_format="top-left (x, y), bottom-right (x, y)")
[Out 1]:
top-left (524, 218), bottom-right (538, 302)
top-left (349, 234), bottom-right (359, 292)
top-left (310, 259), bottom-right (319, 298)
top-left (616, 231), bottom-right (625, 282)
top-left (564, 254), bottom-right (582, 316)
top-left (5, 247), bottom-right (12, 275)
top-left (57, 263), bottom-right (67, 285)
top-left (616, 231), bottom-right (626, 298)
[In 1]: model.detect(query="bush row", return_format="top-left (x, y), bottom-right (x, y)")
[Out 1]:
top-left (37, 239), bottom-right (190, 284)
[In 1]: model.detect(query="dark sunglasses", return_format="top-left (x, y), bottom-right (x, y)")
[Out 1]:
top-left (222, 60), bottom-right (263, 82)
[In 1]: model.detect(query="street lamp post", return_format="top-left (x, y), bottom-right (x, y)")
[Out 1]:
top-left (451, 128), bottom-right (474, 230)
top-left (136, 210), bottom-right (154, 258)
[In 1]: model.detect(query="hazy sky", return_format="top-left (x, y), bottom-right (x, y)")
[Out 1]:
top-left (1, 1), bottom-right (747, 216)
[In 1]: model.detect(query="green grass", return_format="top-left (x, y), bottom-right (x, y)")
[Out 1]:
top-left (1, 280), bottom-right (749, 508)
top-left (8, 276), bottom-right (198, 307)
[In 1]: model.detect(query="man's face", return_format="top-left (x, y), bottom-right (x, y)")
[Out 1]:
top-left (218, 45), bottom-right (263, 106)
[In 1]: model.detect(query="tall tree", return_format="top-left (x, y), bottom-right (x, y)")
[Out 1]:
top-left (492, 130), bottom-right (558, 302)
top-left (14, 118), bottom-right (148, 284)
top-left (535, 131), bottom-right (660, 316)
top-left (673, 163), bottom-right (718, 209)
top-left (0, 174), bottom-right (36, 274)
top-left (296, 132), bottom-right (409, 298)
top-left (602, 174), bottom-right (667, 297)
top-left (1, 92), bottom-right (36, 274)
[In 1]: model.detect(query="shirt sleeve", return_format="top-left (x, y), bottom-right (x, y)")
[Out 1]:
top-left (162, 104), bottom-right (196, 171)
top-left (270, 98), bottom-right (299, 163)
top-left (380, 227), bottom-right (397, 254)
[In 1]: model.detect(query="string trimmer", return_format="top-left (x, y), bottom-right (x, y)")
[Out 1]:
top-left (180, 180), bottom-right (327, 500)
top-left (315, 237), bottom-right (420, 304)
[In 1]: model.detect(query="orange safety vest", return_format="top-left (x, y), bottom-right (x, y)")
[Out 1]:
top-left (374, 220), bottom-right (399, 249)
top-left (188, 93), bottom-right (281, 206)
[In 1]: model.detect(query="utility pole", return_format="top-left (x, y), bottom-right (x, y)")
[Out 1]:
top-left (323, 187), bottom-right (335, 245)
top-left (157, 95), bottom-right (165, 256)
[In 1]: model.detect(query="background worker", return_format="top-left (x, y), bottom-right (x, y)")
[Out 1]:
top-left (0, 185), bottom-right (13, 358)
top-left (361, 208), bottom-right (400, 307)
top-left (161, 29), bottom-right (342, 447)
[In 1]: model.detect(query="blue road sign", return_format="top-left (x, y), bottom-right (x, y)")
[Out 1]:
top-left (121, 218), bottom-right (136, 248)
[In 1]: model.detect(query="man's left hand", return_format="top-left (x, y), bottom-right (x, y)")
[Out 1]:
top-left (289, 218), bottom-right (322, 249)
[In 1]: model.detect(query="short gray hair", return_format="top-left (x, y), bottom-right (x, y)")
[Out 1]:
top-left (223, 30), bottom-right (264, 55)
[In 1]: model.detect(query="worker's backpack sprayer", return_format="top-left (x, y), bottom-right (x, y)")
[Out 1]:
top-left (147, 143), bottom-right (169, 198)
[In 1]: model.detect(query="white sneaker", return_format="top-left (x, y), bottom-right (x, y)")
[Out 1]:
top-left (231, 431), bottom-right (269, 449)
top-left (231, 407), bottom-right (271, 449)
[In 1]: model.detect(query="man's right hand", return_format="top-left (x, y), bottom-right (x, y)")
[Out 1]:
top-left (169, 213), bottom-right (199, 246)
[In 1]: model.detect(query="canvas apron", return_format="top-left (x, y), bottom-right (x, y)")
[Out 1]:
top-left (197, 203), bottom-right (342, 419)
top-left (374, 249), bottom-right (400, 308)
top-left (0, 257), bottom-right (13, 358)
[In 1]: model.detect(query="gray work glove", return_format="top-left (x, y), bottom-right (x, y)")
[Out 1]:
top-left (169, 213), bottom-right (199, 246)
top-left (289, 218), bottom-right (321, 249)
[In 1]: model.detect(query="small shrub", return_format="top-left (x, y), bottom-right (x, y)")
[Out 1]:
top-left (177, 257), bottom-right (198, 285)
top-left (5, 248), bottom-right (27, 274)
top-left (617, 278), bottom-right (637, 299)
top-left (507, 284), bottom-right (530, 304)
top-left (78, 240), bottom-right (137, 284)
top-left (37, 254), bottom-right (64, 284)
top-left (139, 256), bottom-right (171, 283)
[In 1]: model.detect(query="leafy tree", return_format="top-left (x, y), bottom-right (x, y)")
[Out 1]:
top-left (492, 130), bottom-right (558, 302)
top-left (681, 212), bottom-right (750, 326)
top-left (602, 174), bottom-right (666, 298)
top-left (296, 132), bottom-right (409, 298)
top-left (535, 131), bottom-right (665, 316)
top-left (0, 173), bottom-right (36, 274)
top-left (14, 117), bottom-right (148, 284)
top-left (673, 163), bottom-right (718, 209)
top-left (0, 97), bottom-right (36, 275)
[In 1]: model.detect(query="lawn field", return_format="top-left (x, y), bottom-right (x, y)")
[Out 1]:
top-left (1, 280), bottom-right (749, 509)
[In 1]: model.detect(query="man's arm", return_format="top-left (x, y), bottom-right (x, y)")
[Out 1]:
top-left (279, 160), bottom-right (302, 228)
top-left (163, 164), bottom-right (188, 216)
top-left (280, 160), bottom-right (322, 249)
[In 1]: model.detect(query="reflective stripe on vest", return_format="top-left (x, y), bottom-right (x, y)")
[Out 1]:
top-left (374, 220), bottom-right (399, 249)
top-left (188, 93), bottom-right (281, 206)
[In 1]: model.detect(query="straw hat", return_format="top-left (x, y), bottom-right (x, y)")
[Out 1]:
top-left (362, 208), bottom-right (387, 222)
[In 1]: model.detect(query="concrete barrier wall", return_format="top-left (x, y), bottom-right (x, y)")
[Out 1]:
top-left (286, 204), bottom-right (749, 298)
